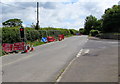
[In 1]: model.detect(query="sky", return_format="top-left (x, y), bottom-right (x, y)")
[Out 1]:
top-left (0, 0), bottom-right (119, 30)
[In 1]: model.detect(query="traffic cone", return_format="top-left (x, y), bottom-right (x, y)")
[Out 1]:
top-left (24, 49), bottom-right (29, 53)
top-left (24, 44), bottom-right (29, 53)
top-left (59, 37), bottom-right (62, 41)
top-left (30, 44), bottom-right (34, 52)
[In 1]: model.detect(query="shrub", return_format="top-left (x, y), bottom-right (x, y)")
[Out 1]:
top-left (69, 29), bottom-right (78, 35)
top-left (79, 28), bottom-right (87, 35)
top-left (2, 27), bottom-right (77, 43)
top-left (90, 30), bottom-right (99, 36)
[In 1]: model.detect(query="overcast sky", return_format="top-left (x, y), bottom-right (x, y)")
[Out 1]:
top-left (1, 0), bottom-right (119, 30)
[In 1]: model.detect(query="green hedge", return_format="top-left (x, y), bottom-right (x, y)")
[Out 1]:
top-left (2, 27), bottom-right (78, 43)
top-left (90, 30), bottom-right (99, 36)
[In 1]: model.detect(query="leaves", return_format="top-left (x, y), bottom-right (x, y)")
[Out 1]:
top-left (2, 18), bottom-right (23, 27)
top-left (2, 27), bottom-right (78, 43)
top-left (102, 5), bottom-right (120, 33)
top-left (84, 15), bottom-right (101, 34)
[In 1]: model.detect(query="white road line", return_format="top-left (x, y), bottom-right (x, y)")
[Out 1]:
top-left (84, 49), bottom-right (90, 54)
top-left (76, 49), bottom-right (83, 57)
top-left (56, 49), bottom-right (84, 82)
top-left (56, 57), bottom-right (76, 82)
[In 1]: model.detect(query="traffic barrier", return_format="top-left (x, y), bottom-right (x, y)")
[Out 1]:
top-left (13, 42), bottom-right (25, 51)
top-left (47, 36), bottom-right (56, 42)
top-left (2, 43), bottom-right (13, 53)
top-left (58, 34), bottom-right (64, 41)
top-left (61, 34), bottom-right (64, 39)
top-left (58, 35), bottom-right (62, 41)
top-left (2, 42), bottom-right (34, 53)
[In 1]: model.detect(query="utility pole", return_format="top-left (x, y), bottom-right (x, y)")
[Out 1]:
top-left (35, 2), bottom-right (39, 30)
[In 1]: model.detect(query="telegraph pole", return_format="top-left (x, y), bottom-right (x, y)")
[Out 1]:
top-left (35, 2), bottom-right (39, 30)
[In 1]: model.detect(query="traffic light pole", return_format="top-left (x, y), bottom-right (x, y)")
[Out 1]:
top-left (20, 26), bottom-right (25, 42)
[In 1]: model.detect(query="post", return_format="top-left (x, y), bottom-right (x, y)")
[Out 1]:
top-left (35, 2), bottom-right (39, 30)
top-left (20, 26), bottom-right (25, 42)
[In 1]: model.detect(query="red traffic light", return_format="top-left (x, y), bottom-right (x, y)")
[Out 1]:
top-left (20, 28), bottom-right (24, 31)
top-left (20, 27), bottom-right (24, 38)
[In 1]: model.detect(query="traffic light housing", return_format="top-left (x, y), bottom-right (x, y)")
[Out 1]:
top-left (20, 26), bottom-right (24, 38)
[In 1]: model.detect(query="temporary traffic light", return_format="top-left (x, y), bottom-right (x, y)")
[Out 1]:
top-left (20, 26), bottom-right (24, 38)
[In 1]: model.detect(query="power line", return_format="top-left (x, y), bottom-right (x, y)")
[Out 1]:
top-left (0, 2), bottom-right (26, 9)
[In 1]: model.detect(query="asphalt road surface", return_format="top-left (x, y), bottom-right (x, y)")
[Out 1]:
top-left (2, 35), bottom-right (88, 82)
top-left (59, 39), bottom-right (118, 82)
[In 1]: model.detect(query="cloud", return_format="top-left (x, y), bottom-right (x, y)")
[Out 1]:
top-left (1, 0), bottom-right (70, 2)
top-left (40, 2), bottom-right (57, 9)
top-left (40, 0), bottom-right (119, 29)
top-left (119, 1), bottom-right (120, 5)
top-left (1, 0), bottom-right (119, 29)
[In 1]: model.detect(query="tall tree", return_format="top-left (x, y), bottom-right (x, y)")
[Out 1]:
top-left (2, 18), bottom-right (23, 27)
top-left (102, 5), bottom-right (120, 33)
top-left (84, 15), bottom-right (97, 34)
top-left (94, 19), bottom-right (102, 31)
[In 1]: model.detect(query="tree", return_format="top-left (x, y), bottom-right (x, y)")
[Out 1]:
top-left (93, 19), bottom-right (102, 31)
top-left (84, 15), bottom-right (98, 34)
top-left (102, 5), bottom-right (120, 33)
top-left (31, 23), bottom-right (36, 28)
top-left (2, 18), bottom-right (23, 27)
top-left (79, 28), bottom-right (86, 34)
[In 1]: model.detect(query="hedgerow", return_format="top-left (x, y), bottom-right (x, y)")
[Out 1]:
top-left (2, 27), bottom-right (78, 43)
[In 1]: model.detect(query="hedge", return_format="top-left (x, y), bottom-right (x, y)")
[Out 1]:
top-left (90, 30), bottom-right (99, 36)
top-left (2, 27), bottom-right (78, 43)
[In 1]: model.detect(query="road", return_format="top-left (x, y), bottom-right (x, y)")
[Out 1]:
top-left (2, 35), bottom-right (88, 82)
top-left (59, 39), bottom-right (118, 82)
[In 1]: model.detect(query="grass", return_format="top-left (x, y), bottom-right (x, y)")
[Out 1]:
top-left (65, 35), bottom-right (74, 38)
top-left (26, 40), bottom-right (46, 47)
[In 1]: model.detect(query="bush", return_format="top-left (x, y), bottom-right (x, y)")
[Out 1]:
top-left (79, 28), bottom-right (87, 35)
top-left (90, 30), bottom-right (99, 36)
top-left (69, 29), bottom-right (78, 35)
top-left (2, 27), bottom-right (21, 43)
top-left (2, 27), bottom-right (78, 43)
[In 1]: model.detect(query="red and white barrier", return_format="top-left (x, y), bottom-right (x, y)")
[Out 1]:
top-left (2, 42), bottom-right (34, 53)
top-left (47, 36), bottom-right (56, 42)
top-left (58, 34), bottom-right (64, 41)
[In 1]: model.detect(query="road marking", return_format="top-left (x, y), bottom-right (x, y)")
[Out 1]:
top-left (76, 49), bottom-right (83, 57)
top-left (56, 48), bottom-right (86, 82)
top-left (56, 57), bottom-right (76, 82)
top-left (56, 39), bottom-right (89, 82)
top-left (84, 49), bottom-right (90, 54)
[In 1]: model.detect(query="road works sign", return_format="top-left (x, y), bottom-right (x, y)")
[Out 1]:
top-left (41, 37), bottom-right (47, 42)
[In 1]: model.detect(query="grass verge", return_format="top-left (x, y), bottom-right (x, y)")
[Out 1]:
top-left (26, 40), bottom-right (46, 47)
